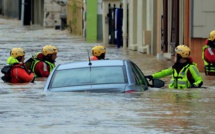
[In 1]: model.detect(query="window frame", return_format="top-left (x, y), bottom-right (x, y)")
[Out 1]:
top-left (130, 61), bottom-right (148, 86)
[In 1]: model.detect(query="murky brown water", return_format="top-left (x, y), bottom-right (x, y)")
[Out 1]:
top-left (0, 17), bottom-right (215, 134)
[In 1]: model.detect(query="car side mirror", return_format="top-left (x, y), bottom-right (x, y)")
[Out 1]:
top-left (152, 78), bottom-right (165, 88)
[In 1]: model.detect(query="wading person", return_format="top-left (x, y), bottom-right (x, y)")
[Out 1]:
top-left (90, 45), bottom-right (106, 60)
top-left (202, 30), bottom-right (215, 75)
top-left (29, 45), bottom-right (58, 77)
top-left (1, 48), bottom-right (35, 83)
top-left (146, 45), bottom-right (203, 89)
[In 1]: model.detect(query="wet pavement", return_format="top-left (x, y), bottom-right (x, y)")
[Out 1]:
top-left (0, 17), bottom-right (215, 134)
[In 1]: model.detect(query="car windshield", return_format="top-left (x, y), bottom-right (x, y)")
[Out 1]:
top-left (49, 66), bottom-right (127, 88)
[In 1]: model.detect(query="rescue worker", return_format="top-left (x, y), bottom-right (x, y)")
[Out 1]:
top-left (146, 45), bottom-right (203, 89)
top-left (31, 45), bottom-right (58, 77)
top-left (5, 48), bottom-right (34, 83)
top-left (202, 30), bottom-right (215, 75)
top-left (90, 45), bottom-right (106, 60)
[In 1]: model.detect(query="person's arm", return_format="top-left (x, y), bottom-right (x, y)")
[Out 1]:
top-left (189, 65), bottom-right (203, 87)
top-left (152, 67), bottom-right (173, 79)
top-left (14, 68), bottom-right (34, 82)
top-left (202, 45), bottom-right (207, 60)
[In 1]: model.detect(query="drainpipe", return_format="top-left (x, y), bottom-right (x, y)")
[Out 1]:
top-left (21, 0), bottom-right (25, 25)
top-left (162, 0), bottom-right (168, 53)
top-left (123, 0), bottom-right (128, 49)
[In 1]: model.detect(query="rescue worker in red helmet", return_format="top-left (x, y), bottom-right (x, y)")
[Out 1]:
top-left (90, 45), bottom-right (106, 60)
top-left (31, 45), bottom-right (58, 77)
top-left (3, 48), bottom-right (35, 83)
top-left (202, 30), bottom-right (215, 75)
top-left (146, 45), bottom-right (203, 89)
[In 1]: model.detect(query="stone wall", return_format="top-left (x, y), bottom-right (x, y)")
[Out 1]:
top-left (44, 0), bottom-right (66, 27)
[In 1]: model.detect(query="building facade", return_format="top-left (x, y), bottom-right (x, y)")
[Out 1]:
top-left (0, 0), bottom-right (20, 19)
top-left (128, 0), bottom-right (215, 72)
top-left (0, 0), bottom-right (66, 27)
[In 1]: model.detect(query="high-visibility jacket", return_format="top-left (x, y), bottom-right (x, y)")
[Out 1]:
top-left (7, 56), bottom-right (19, 65)
top-left (152, 64), bottom-right (203, 89)
top-left (31, 60), bottom-right (55, 77)
top-left (202, 41), bottom-right (215, 74)
top-left (29, 52), bottom-right (55, 77)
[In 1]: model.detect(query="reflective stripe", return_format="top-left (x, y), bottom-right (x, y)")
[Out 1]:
top-left (191, 65), bottom-right (200, 76)
top-left (208, 48), bottom-right (214, 55)
top-left (44, 61), bottom-right (55, 72)
top-left (170, 80), bottom-right (187, 85)
top-left (177, 81), bottom-right (187, 85)
top-left (15, 68), bottom-right (18, 79)
top-left (43, 62), bottom-right (47, 71)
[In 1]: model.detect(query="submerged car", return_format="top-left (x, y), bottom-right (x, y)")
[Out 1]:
top-left (44, 59), bottom-right (164, 93)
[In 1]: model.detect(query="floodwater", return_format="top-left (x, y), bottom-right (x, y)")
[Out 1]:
top-left (0, 17), bottom-right (215, 134)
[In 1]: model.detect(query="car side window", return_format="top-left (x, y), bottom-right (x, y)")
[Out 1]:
top-left (131, 65), bottom-right (140, 84)
top-left (130, 61), bottom-right (148, 86)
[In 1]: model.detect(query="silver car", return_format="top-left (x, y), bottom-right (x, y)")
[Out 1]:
top-left (44, 60), bottom-right (164, 93)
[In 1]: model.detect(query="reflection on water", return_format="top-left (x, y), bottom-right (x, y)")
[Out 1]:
top-left (0, 18), bottom-right (215, 134)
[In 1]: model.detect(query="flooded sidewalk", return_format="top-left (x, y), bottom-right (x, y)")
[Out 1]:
top-left (0, 17), bottom-right (215, 134)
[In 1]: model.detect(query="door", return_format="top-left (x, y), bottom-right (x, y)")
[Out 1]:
top-left (23, 0), bottom-right (32, 25)
top-left (32, 0), bottom-right (44, 26)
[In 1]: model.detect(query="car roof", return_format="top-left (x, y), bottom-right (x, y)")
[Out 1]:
top-left (56, 59), bottom-right (130, 70)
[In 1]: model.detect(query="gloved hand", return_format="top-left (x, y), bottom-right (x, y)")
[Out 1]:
top-left (31, 76), bottom-right (35, 83)
top-left (145, 75), bottom-right (153, 81)
top-left (190, 84), bottom-right (198, 88)
top-left (190, 81), bottom-right (203, 88)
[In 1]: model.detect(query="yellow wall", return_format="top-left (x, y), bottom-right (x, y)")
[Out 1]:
top-left (67, 0), bottom-right (83, 35)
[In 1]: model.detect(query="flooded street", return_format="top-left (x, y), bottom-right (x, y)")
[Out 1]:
top-left (0, 17), bottom-right (215, 134)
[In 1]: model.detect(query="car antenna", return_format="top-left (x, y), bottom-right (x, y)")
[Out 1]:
top-left (87, 49), bottom-right (92, 66)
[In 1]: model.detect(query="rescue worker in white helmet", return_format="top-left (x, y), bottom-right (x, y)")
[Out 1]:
top-left (30, 45), bottom-right (58, 77)
top-left (146, 45), bottom-right (203, 89)
top-left (202, 30), bottom-right (215, 75)
top-left (90, 45), bottom-right (106, 60)
top-left (1, 48), bottom-right (35, 83)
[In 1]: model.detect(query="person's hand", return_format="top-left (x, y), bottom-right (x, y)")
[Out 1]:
top-left (190, 84), bottom-right (198, 88)
top-left (31, 76), bottom-right (35, 83)
top-left (190, 82), bottom-right (203, 88)
top-left (28, 70), bottom-right (33, 74)
top-left (145, 75), bottom-right (153, 81)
